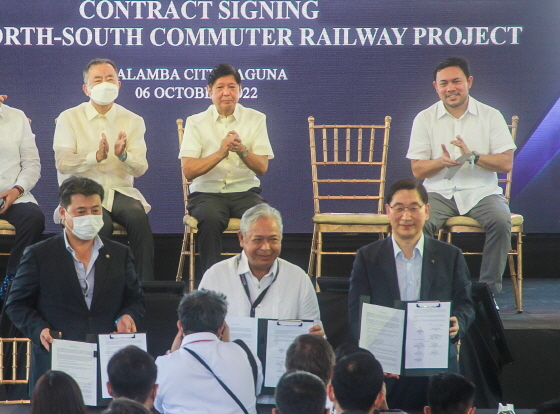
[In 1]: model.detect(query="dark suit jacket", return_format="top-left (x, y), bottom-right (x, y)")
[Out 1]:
top-left (348, 236), bottom-right (475, 345)
top-left (5, 233), bottom-right (145, 389)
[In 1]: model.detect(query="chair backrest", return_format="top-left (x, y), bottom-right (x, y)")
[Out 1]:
top-left (308, 116), bottom-right (391, 215)
top-left (0, 338), bottom-right (31, 386)
top-left (176, 118), bottom-right (190, 213)
top-left (500, 115), bottom-right (519, 201)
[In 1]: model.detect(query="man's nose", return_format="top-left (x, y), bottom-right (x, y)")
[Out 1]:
top-left (402, 209), bottom-right (413, 219)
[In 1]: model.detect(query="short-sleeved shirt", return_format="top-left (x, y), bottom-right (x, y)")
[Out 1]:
top-left (179, 104), bottom-right (274, 193)
top-left (407, 97), bottom-right (516, 214)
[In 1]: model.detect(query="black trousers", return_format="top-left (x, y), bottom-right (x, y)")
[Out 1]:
top-left (100, 192), bottom-right (154, 281)
top-left (187, 189), bottom-right (265, 273)
top-left (0, 202), bottom-right (44, 276)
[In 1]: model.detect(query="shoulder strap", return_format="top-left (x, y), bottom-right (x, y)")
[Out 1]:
top-left (183, 347), bottom-right (250, 414)
top-left (234, 339), bottom-right (259, 391)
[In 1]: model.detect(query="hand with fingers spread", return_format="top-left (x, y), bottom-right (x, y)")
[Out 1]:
top-left (439, 144), bottom-right (461, 168)
top-left (450, 135), bottom-right (471, 155)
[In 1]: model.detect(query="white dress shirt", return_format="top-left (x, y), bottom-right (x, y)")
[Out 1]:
top-left (179, 104), bottom-right (274, 193)
top-left (392, 234), bottom-right (424, 302)
top-left (0, 104), bottom-right (40, 204)
top-left (154, 332), bottom-right (263, 414)
top-left (199, 252), bottom-right (321, 321)
top-left (407, 97), bottom-right (516, 214)
top-left (53, 101), bottom-right (150, 213)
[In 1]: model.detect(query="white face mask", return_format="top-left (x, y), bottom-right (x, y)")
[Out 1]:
top-left (68, 214), bottom-right (104, 241)
top-left (89, 82), bottom-right (119, 106)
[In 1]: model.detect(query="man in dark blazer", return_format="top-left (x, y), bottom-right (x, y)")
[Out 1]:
top-left (6, 176), bottom-right (145, 391)
top-left (348, 179), bottom-right (475, 411)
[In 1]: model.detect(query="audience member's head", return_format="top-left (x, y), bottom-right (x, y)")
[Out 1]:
top-left (273, 371), bottom-right (328, 414)
top-left (31, 370), bottom-right (87, 414)
top-left (425, 373), bottom-right (476, 414)
top-left (107, 345), bottom-right (158, 409)
top-left (285, 334), bottom-right (335, 384)
top-left (102, 398), bottom-right (151, 414)
top-left (59, 175), bottom-right (104, 208)
top-left (328, 352), bottom-right (385, 414)
top-left (334, 343), bottom-right (373, 362)
top-left (177, 289), bottom-right (228, 336)
top-left (535, 399), bottom-right (560, 414)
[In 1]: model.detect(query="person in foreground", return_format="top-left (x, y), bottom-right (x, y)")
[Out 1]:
top-left (107, 345), bottom-right (158, 410)
top-left (327, 352), bottom-right (386, 414)
top-left (199, 203), bottom-right (323, 335)
top-left (103, 398), bottom-right (151, 414)
top-left (180, 63), bottom-right (274, 272)
top-left (5, 176), bottom-right (145, 391)
top-left (0, 94), bottom-right (45, 301)
top-left (425, 373), bottom-right (476, 414)
top-left (54, 58), bottom-right (154, 281)
top-left (154, 289), bottom-right (263, 414)
top-left (407, 56), bottom-right (516, 295)
top-left (273, 371), bottom-right (329, 414)
top-left (348, 178), bottom-right (475, 410)
top-left (31, 370), bottom-right (87, 414)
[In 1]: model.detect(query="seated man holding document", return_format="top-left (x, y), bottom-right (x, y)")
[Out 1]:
top-left (198, 203), bottom-right (323, 336)
top-left (5, 176), bottom-right (145, 392)
top-left (348, 179), bottom-right (475, 410)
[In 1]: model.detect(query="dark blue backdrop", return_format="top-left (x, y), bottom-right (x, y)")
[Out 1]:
top-left (0, 0), bottom-right (557, 233)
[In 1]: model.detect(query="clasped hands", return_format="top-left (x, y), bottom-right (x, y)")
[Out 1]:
top-left (219, 130), bottom-right (246, 158)
top-left (96, 131), bottom-right (127, 162)
top-left (439, 135), bottom-right (473, 168)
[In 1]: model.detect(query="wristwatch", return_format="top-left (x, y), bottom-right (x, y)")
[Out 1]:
top-left (239, 149), bottom-right (249, 158)
top-left (471, 151), bottom-right (480, 164)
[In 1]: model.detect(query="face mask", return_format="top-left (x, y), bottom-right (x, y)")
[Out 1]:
top-left (89, 82), bottom-right (119, 106)
top-left (68, 214), bottom-right (104, 241)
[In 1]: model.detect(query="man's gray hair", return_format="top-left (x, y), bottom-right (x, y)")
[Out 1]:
top-left (240, 204), bottom-right (283, 235)
top-left (83, 58), bottom-right (118, 83)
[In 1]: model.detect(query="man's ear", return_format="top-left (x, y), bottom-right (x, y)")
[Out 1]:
top-left (374, 389), bottom-right (386, 410)
top-left (327, 383), bottom-right (336, 403)
top-left (176, 320), bottom-right (184, 335)
top-left (151, 384), bottom-right (159, 401)
top-left (272, 409), bottom-right (279, 414)
top-left (82, 84), bottom-right (90, 97)
top-left (467, 407), bottom-right (476, 414)
top-left (424, 406), bottom-right (432, 414)
top-left (106, 382), bottom-right (113, 397)
top-left (238, 230), bottom-right (244, 248)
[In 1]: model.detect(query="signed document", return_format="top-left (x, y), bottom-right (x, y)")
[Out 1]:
top-left (359, 303), bottom-right (405, 375)
top-left (404, 301), bottom-right (450, 369)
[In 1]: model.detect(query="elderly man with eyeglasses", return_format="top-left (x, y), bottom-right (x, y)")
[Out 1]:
top-left (348, 178), bottom-right (475, 411)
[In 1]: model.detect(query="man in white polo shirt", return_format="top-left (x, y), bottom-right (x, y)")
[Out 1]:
top-left (179, 63), bottom-right (274, 273)
top-left (407, 56), bottom-right (516, 294)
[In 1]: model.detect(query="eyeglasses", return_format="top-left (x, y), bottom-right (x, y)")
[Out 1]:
top-left (389, 204), bottom-right (425, 215)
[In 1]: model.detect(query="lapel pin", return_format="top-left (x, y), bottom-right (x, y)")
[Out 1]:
top-left (431, 260), bottom-right (435, 263)
top-left (106, 254), bottom-right (110, 259)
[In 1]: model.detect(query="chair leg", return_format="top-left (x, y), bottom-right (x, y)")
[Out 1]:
top-left (516, 231), bottom-right (523, 313)
top-left (308, 224), bottom-right (318, 278)
top-left (315, 230), bottom-right (323, 293)
top-left (176, 227), bottom-right (189, 282)
top-left (189, 231), bottom-right (196, 292)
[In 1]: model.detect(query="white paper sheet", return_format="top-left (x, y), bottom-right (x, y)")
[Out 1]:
top-left (51, 339), bottom-right (98, 406)
top-left (226, 316), bottom-right (259, 355)
top-left (264, 320), bottom-right (313, 388)
top-left (359, 303), bottom-right (405, 375)
top-left (98, 333), bottom-right (148, 399)
top-left (404, 301), bottom-right (451, 369)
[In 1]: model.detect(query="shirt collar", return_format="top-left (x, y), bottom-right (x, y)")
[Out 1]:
top-left (0, 105), bottom-right (3, 118)
top-left (85, 100), bottom-right (117, 123)
top-left (182, 331), bottom-right (219, 345)
top-left (63, 230), bottom-right (104, 254)
top-left (237, 250), bottom-right (278, 280)
top-left (435, 96), bottom-right (478, 119)
top-left (392, 233), bottom-right (424, 259)
top-left (211, 103), bottom-right (241, 123)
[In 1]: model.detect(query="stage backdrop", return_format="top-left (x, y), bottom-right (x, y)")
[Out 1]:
top-left (0, 1), bottom-right (558, 233)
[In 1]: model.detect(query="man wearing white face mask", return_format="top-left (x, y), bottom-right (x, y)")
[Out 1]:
top-left (53, 58), bottom-right (154, 281)
top-left (5, 176), bottom-right (145, 393)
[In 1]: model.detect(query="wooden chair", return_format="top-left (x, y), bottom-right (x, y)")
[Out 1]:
top-left (438, 116), bottom-right (523, 313)
top-left (0, 338), bottom-right (32, 404)
top-left (308, 116), bottom-right (392, 289)
top-left (176, 119), bottom-right (241, 291)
